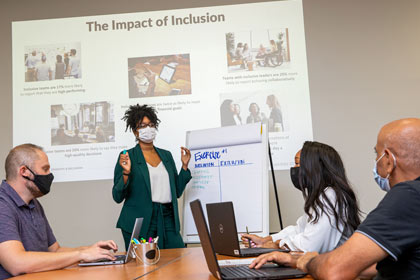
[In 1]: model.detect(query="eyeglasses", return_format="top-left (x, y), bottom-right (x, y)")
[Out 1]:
top-left (138, 123), bottom-right (156, 129)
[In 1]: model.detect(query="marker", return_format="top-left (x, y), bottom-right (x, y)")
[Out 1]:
top-left (148, 237), bottom-right (153, 243)
top-left (154, 236), bottom-right (159, 243)
top-left (122, 150), bottom-right (128, 165)
top-left (140, 238), bottom-right (146, 243)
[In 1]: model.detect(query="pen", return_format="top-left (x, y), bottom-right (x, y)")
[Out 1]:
top-left (154, 236), bottom-right (159, 243)
top-left (246, 226), bottom-right (253, 248)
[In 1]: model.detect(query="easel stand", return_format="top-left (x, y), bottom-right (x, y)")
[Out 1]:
top-left (268, 142), bottom-right (284, 230)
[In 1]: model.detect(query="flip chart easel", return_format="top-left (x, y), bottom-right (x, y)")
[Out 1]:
top-left (182, 123), bottom-right (271, 243)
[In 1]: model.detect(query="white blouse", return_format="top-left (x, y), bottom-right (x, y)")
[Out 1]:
top-left (271, 187), bottom-right (351, 253)
top-left (147, 162), bottom-right (172, 203)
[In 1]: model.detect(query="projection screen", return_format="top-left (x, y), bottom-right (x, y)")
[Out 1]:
top-left (12, 0), bottom-right (312, 182)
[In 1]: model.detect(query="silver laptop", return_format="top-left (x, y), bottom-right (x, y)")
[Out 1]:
top-left (190, 199), bottom-right (306, 279)
top-left (206, 201), bottom-right (289, 257)
top-left (79, 217), bottom-right (143, 266)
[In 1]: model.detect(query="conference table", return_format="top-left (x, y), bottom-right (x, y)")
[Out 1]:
top-left (10, 247), bottom-right (314, 280)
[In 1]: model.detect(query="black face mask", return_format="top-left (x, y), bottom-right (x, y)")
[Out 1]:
top-left (23, 166), bottom-right (54, 195)
top-left (290, 167), bottom-right (301, 191)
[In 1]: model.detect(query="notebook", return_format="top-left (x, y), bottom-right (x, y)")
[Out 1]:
top-left (78, 217), bottom-right (143, 266)
top-left (206, 201), bottom-right (289, 257)
top-left (190, 199), bottom-right (306, 279)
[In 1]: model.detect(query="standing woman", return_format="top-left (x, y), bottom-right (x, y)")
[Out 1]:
top-left (112, 104), bottom-right (192, 250)
top-left (266, 94), bottom-right (284, 132)
top-left (220, 99), bottom-right (236, 127)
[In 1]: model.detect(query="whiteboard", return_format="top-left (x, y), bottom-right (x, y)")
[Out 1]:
top-left (182, 123), bottom-right (269, 243)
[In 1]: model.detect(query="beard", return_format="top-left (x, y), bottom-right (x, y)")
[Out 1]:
top-left (25, 180), bottom-right (43, 198)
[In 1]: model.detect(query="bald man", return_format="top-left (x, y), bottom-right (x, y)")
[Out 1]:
top-left (0, 144), bottom-right (118, 279)
top-left (250, 118), bottom-right (420, 279)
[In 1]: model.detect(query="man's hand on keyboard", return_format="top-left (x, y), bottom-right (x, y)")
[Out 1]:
top-left (249, 252), bottom-right (298, 270)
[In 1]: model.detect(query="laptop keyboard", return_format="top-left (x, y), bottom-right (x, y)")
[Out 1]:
top-left (94, 254), bottom-right (125, 262)
top-left (221, 265), bottom-right (269, 278)
top-left (115, 255), bottom-right (126, 261)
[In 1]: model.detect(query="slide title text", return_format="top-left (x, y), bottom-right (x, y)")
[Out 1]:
top-left (86, 12), bottom-right (225, 32)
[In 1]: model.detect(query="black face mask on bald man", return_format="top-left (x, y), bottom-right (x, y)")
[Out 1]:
top-left (23, 166), bottom-right (54, 195)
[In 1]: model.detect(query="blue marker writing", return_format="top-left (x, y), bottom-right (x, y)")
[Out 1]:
top-left (194, 151), bottom-right (221, 161)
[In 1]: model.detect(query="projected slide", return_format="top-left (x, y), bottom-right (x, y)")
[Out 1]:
top-left (12, 0), bottom-right (312, 182)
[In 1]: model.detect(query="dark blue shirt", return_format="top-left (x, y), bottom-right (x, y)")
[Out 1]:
top-left (357, 177), bottom-right (420, 280)
top-left (0, 180), bottom-right (56, 279)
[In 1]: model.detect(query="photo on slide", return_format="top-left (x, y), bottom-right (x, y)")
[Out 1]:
top-left (24, 42), bottom-right (82, 82)
top-left (225, 28), bottom-right (290, 73)
top-left (50, 101), bottom-right (115, 146)
top-left (220, 92), bottom-right (288, 133)
top-left (127, 54), bottom-right (192, 99)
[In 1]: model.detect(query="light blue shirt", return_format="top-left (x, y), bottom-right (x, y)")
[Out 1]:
top-left (26, 55), bottom-right (39, 69)
top-left (69, 56), bottom-right (81, 76)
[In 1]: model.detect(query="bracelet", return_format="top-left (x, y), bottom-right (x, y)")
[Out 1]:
top-left (123, 173), bottom-right (130, 176)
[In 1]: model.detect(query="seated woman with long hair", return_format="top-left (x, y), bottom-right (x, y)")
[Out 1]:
top-left (242, 141), bottom-right (361, 253)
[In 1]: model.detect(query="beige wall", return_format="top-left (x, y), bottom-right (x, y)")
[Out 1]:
top-left (0, 0), bottom-right (419, 250)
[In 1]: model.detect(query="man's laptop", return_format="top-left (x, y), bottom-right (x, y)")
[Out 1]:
top-left (79, 217), bottom-right (143, 266)
top-left (159, 64), bottom-right (176, 84)
top-left (190, 199), bottom-right (306, 279)
top-left (206, 201), bottom-right (289, 257)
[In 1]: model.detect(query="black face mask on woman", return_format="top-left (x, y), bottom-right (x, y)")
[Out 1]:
top-left (23, 166), bottom-right (54, 195)
top-left (290, 167), bottom-right (302, 191)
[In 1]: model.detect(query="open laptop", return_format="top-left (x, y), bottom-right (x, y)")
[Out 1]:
top-left (206, 201), bottom-right (289, 257)
top-left (79, 217), bottom-right (143, 266)
top-left (190, 199), bottom-right (306, 279)
top-left (159, 64), bottom-right (176, 84)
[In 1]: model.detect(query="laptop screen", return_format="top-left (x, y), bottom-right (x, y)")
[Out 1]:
top-left (125, 217), bottom-right (143, 262)
top-left (207, 201), bottom-right (242, 256)
top-left (190, 199), bottom-right (223, 280)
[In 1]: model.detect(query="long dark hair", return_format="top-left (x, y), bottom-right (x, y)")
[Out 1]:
top-left (298, 141), bottom-right (361, 232)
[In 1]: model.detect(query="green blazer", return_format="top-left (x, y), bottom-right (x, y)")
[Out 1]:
top-left (112, 144), bottom-right (192, 238)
